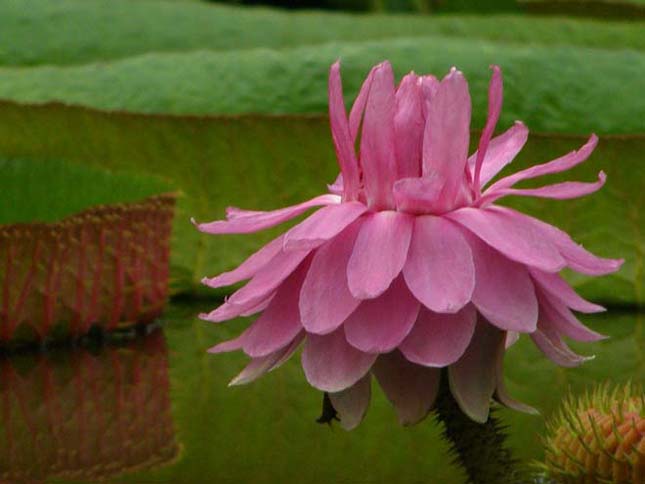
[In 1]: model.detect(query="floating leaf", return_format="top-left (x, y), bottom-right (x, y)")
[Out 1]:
top-left (1, 0), bottom-right (644, 67)
top-left (1, 38), bottom-right (644, 135)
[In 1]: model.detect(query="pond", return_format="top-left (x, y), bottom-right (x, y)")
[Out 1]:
top-left (0, 301), bottom-right (641, 483)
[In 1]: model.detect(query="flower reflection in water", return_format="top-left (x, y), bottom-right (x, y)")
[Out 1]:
top-left (0, 327), bottom-right (179, 482)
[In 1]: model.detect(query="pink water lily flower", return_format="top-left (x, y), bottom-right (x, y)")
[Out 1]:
top-left (196, 61), bottom-right (623, 429)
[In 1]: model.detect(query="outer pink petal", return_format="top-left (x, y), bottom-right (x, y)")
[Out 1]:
top-left (229, 333), bottom-right (304, 386)
top-left (299, 221), bottom-right (362, 334)
top-left (473, 65), bottom-right (503, 194)
top-left (202, 234), bottom-right (284, 289)
top-left (347, 210), bottom-right (413, 299)
top-left (394, 72), bottom-right (424, 179)
top-left (201, 249), bottom-right (310, 322)
top-left (392, 176), bottom-right (444, 214)
top-left (530, 329), bottom-right (592, 368)
top-left (403, 216), bottom-right (475, 313)
top-left (465, 232), bottom-right (538, 332)
top-left (493, 206), bottom-right (623, 275)
top-left (242, 260), bottom-right (310, 357)
top-left (302, 327), bottom-right (377, 393)
top-left (349, 65), bottom-right (378, 142)
top-left (195, 194), bottom-right (340, 234)
top-left (480, 171), bottom-right (606, 205)
top-left (538, 292), bottom-right (606, 342)
top-left (486, 134), bottom-right (598, 193)
top-left (344, 276), bottom-right (420, 353)
top-left (329, 61), bottom-right (360, 200)
top-left (283, 202), bottom-right (367, 251)
top-left (448, 320), bottom-right (503, 423)
top-left (447, 206), bottom-right (565, 272)
top-left (360, 61), bottom-right (397, 210)
top-left (399, 304), bottom-right (476, 367)
top-left (529, 269), bottom-right (605, 313)
top-left (423, 68), bottom-right (471, 205)
top-left (467, 121), bottom-right (528, 188)
top-left (494, 337), bottom-right (539, 415)
top-left (372, 350), bottom-right (440, 426)
top-left (207, 333), bottom-right (245, 354)
top-left (329, 374), bottom-right (372, 431)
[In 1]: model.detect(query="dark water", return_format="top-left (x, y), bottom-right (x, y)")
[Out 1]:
top-left (0, 302), bottom-right (642, 483)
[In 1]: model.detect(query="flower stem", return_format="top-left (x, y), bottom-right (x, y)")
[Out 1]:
top-left (434, 371), bottom-right (529, 484)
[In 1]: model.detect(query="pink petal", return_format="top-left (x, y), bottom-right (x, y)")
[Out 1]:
top-left (399, 304), bottom-right (476, 367)
top-left (229, 334), bottom-right (303, 386)
top-left (447, 206), bottom-right (565, 272)
top-left (347, 210), bottom-right (414, 299)
top-left (530, 269), bottom-right (604, 313)
top-left (344, 276), bottom-right (420, 353)
top-left (329, 374), bottom-right (372, 431)
top-left (299, 221), bottom-right (362, 334)
top-left (538, 292), bottom-right (606, 342)
top-left (505, 331), bottom-right (520, 349)
top-left (467, 122), bottom-right (528, 188)
top-left (225, 206), bottom-right (263, 219)
top-left (480, 171), bottom-right (606, 205)
top-left (392, 175), bottom-right (444, 214)
top-left (394, 72), bottom-right (424, 179)
top-left (492, 206), bottom-right (623, 276)
top-left (329, 61), bottom-right (360, 200)
top-left (372, 350), bottom-right (440, 426)
top-left (202, 234), bottom-right (284, 289)
top-left (403, 216), bottom-right (475, 313)
top-left (195, 194), bottom-right (340, 234)
top-left (422, 68), bottom-right (471, 205)
top-left (207, 333), bottom-right (245, 354)
top-left (283, 201), bottom-right (367, 251)
top-left (328, 173), bottom-right (343, 195)
top-left (360, 61), bottom-right (397, 210)
top-left (349, 65), bottom-right (378, 142)
top-left (201, 249), bottom-right (311, 322)
top-left (465, 231), bottom-right (538, 332)
top-left (494, 336), bottom-right (538, 415)
top-left (419, 75), bottom-right (439, 116)
top-left (472, 65), bottom-right (503, 194)
top-left (302, 327), bottom-right (377, 393)
top-left (530, 329), bottom-right (592, 368)
top-left (541, 221), bottom-right (624, 276)
top-left (448, 320), bottom-right (503, 423)
top-left (242, 260), bottom-right (310, 357)
top-left (486, 134), bottom-right (598, 193)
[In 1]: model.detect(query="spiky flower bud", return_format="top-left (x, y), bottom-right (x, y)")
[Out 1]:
top-left (542, 383), bottom-right (644, 483)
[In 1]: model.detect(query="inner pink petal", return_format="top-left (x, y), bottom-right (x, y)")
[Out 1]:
top-left (403, 216), bottom-right (475, 314)
top-left (344, 275), bottom-right (420, 354)
top-left (347, 210), bottom-right (414, 299)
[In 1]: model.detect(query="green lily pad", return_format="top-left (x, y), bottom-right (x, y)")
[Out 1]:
top-left (1, 0), bottom-right (643, 67)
